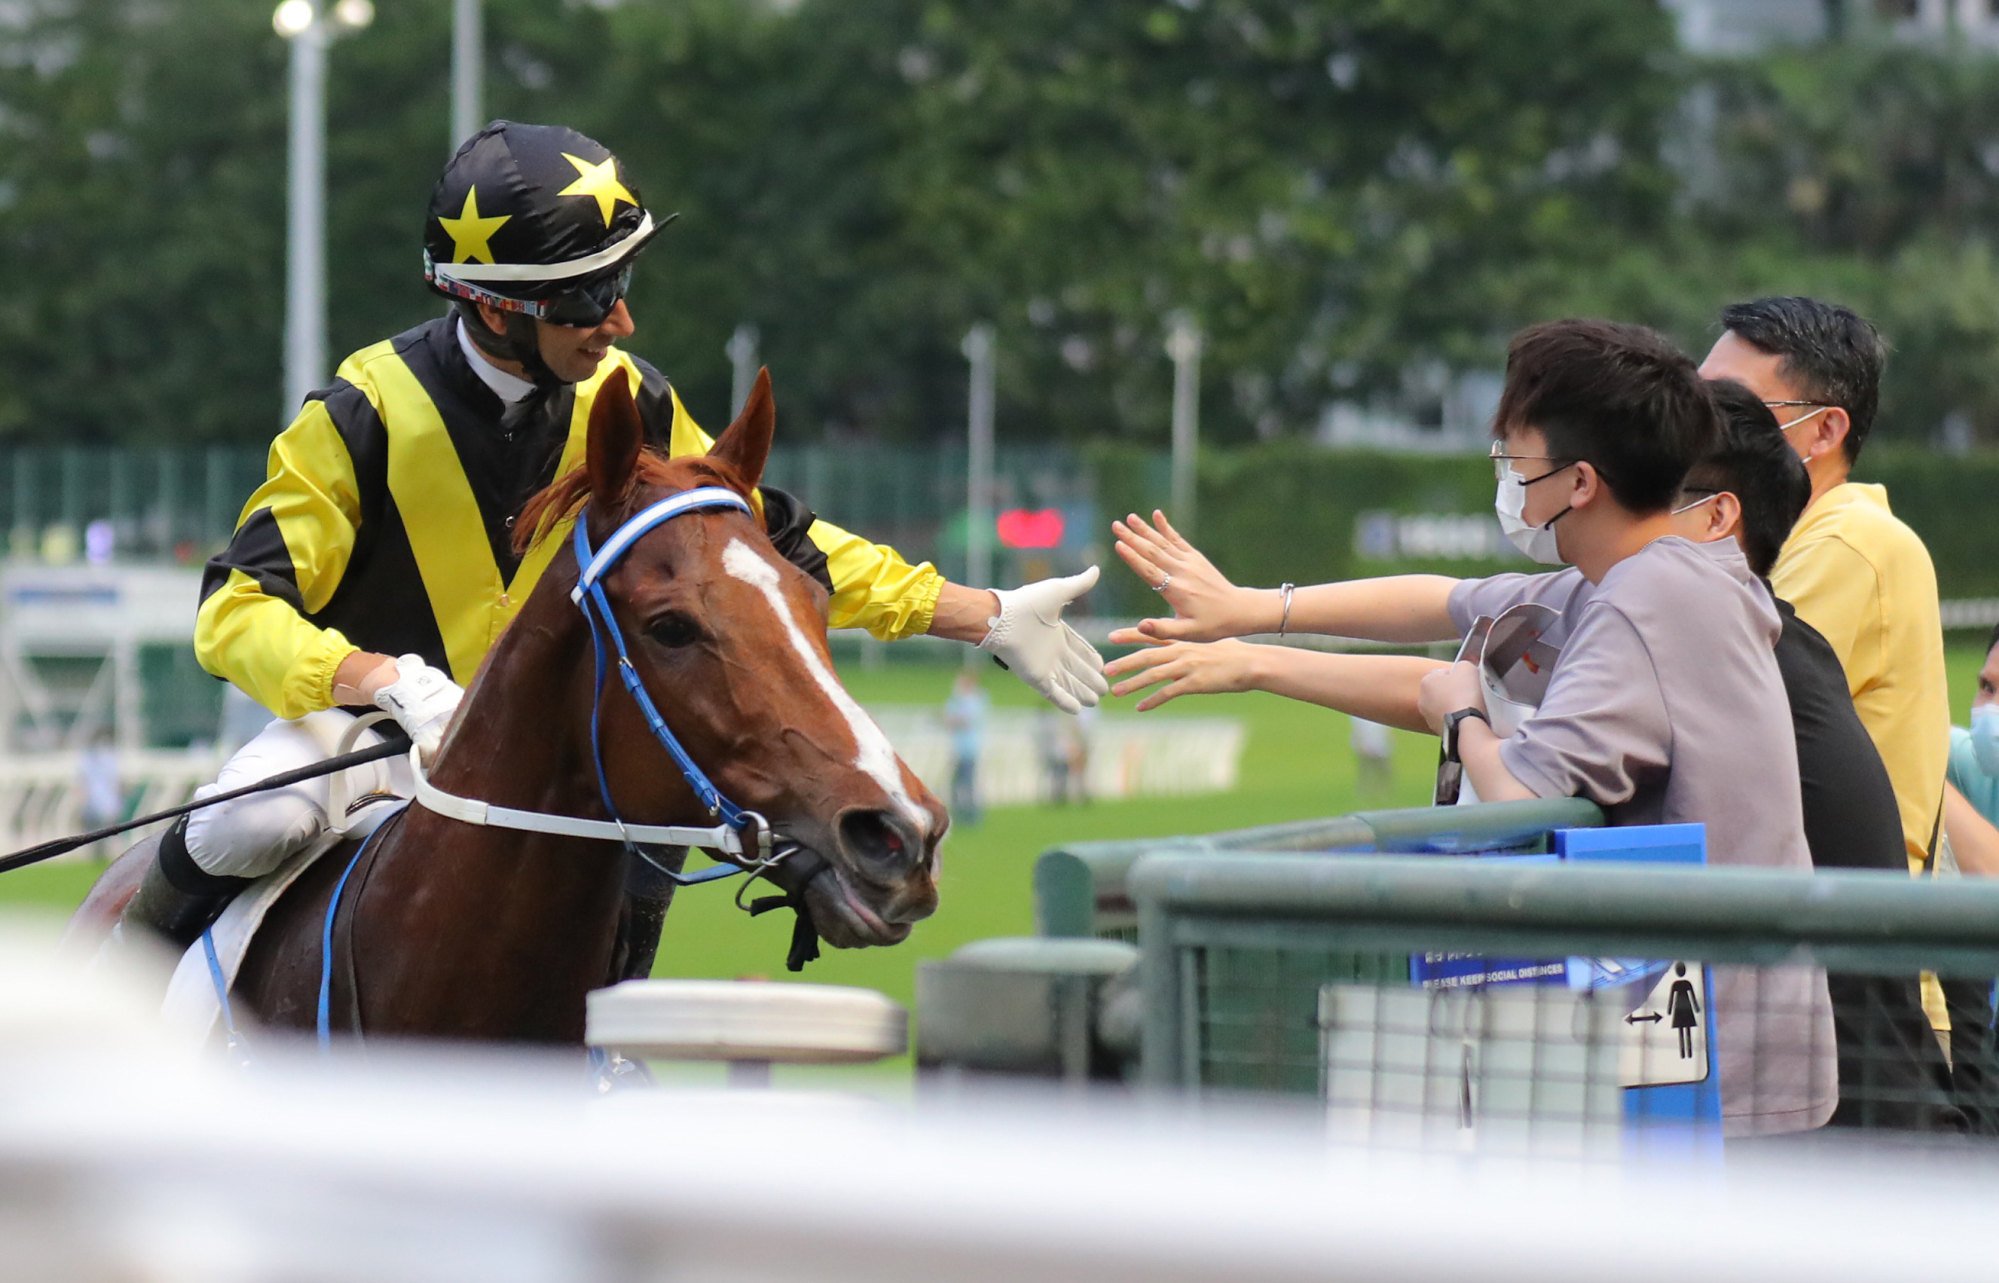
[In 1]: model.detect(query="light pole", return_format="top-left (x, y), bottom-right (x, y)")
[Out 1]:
top-left (962, 323), bottom-right (997, 596)
top-left (273, 0), bottom-right (372, 422)
top-left (1166, 311), bottom-right (1203, 533)
top-left (726, 324), bottom-right (761, 414)
top-left (452, 0), bottom-right (484, 150)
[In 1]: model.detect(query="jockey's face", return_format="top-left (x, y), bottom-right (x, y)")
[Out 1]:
top-left (535, 300), bottom-right (635, 384)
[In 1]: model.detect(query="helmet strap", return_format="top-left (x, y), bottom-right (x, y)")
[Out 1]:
top-left (452, 300), bottom-right (567, 389)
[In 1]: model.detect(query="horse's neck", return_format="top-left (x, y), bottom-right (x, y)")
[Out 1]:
top-left (425, 579), bottom-right (598, 824)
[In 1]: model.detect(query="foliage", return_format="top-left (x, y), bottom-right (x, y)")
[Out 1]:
top-left (4, 3), bottom-right (1999, 447)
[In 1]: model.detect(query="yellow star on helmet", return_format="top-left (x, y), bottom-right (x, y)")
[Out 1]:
top-left (558, 152), bottom-right (637, 227)
top-left (437, 187), bottom-right (511, 265)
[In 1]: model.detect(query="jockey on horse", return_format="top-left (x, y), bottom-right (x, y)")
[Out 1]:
top-left (118, 120), bottom-right (1107, 983)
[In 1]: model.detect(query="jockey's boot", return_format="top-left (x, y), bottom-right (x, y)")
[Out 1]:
top-left (116, 816), bottom-right (249, 952)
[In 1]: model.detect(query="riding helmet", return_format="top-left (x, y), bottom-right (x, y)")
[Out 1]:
top-left (423, 121), bottom-right (669, 381)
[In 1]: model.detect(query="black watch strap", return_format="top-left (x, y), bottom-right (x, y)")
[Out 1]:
top-left (1442, 707), bottom-right (1491, 761)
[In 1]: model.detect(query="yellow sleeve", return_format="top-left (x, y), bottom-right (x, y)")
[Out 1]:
top-left (1770, 534), bottom-right (1883, 698)
top-left (193, 399), bottom-right (364, 718)
top-left (664, 387), bottom-right (945, 641)
top-left (807, 517), bottom-right (945, 641)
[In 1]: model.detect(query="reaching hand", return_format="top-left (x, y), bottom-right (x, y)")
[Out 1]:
top-left (1111, 509), bottom-right (1265, 642)
top-left (1104, 630), bottom-right (1260, 712)
top-left (978, 567), bottom-right (1109, 714)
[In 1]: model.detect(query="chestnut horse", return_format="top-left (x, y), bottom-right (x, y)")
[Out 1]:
top-left (72, 368), bottom-right (947, 1043)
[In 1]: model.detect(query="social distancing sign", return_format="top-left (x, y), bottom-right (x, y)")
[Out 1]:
top-left (1620, 961), bottom-right (1709, 1088)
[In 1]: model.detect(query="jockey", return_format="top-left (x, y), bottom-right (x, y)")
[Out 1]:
top-left (118, 120), bottom-right (1107, 977)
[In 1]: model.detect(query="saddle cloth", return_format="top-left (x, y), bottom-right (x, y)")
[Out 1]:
top-left (159, 799), bottom-right (404, 1047)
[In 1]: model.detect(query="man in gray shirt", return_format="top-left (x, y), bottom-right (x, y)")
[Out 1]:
top-left (1111, 319), bottom-right (1835, 1136)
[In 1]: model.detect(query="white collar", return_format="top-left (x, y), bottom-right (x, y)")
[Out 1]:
top-left (455, 316), bottom-right (536, 406)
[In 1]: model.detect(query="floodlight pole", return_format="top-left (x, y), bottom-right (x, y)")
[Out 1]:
top-left (727, 324), bottom-right (761, 414)
top-left (451, 0), bottom-right (483, 149)
top-left (282, 20), bottom-right (328, 421)
top-left (1166, 312), bottom-right (1203, 534)
top-left (963, 323), bottom-right (996, 594)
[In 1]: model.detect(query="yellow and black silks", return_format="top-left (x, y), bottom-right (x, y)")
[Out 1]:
top-left (196, 316), bottom-right (942, 719)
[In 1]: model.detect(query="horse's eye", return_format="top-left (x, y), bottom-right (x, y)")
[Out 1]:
top-left (646, 612), bottom-right (703, 649)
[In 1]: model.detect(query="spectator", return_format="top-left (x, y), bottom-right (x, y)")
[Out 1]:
top-left (1066, 705), bottom-right (1097, 805)
top-left (1698, 297), bottom-right (1966, 1083)
top-left (1350, 718), bottom-right (1394, 802)
top-left (76, 729), bottom-right (124, 864)
top-left (1943, 627), bottom-right (1999, 877)
top-left (1036, 708), bottom-right (1072, 805)
top-left (1109, 319), bottom-right (1835, 1136)
top-left (943, 670), bottom-right (989, 826)
top-left (1698, 298), bottom-right (1949, 878)
top-left (1667, 382), bottom-right (1956, 1131)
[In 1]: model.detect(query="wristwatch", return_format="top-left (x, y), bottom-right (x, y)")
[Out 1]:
top-left (1441, 707), bottom-right (1491, 762)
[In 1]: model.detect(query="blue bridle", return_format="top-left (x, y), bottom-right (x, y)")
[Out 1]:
top-left (570, 485), bottom-right (773, 883)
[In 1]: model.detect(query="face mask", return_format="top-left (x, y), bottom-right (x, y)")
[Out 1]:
top-left (1670, 493), bottom-right (1719, 518)
top-left (1494, 465), bottom-right (1568, 566)
top-left (1972, 704), bottom-right (1999, 777)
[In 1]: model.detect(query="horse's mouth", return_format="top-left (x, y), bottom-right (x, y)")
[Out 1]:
top-left (804, 866), bottom-right (914, 949)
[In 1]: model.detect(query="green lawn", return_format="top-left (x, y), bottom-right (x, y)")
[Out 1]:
top-left (9, 640), bottom-right (1990, 1084)
top-left (0, 657), bottom-right (1438, 1002)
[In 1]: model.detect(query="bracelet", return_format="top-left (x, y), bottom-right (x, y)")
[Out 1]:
top-left (1277, 582), bottom-right (1296, 637)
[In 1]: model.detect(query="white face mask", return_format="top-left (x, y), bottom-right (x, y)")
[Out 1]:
top-left (1494, 464), bottom-right (1568, 566)
top-left (1972, 703), bottom-right (1999, 777)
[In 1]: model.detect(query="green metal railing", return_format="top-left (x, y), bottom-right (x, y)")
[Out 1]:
top-left (1034, 798), bottom-right (1604, 941)
top-left (1129, 854), bottom-right (1999, 1123)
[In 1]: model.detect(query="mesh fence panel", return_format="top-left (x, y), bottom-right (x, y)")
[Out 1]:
top-left (1138, 854), bottom-right (1999, 1158)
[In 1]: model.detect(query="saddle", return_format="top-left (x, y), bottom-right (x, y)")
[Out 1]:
top-left (158, 715), bottom-right (409, 1046)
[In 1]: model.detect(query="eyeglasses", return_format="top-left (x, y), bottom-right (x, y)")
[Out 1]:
top-left (1489, 444), bottom-right (1578, 484)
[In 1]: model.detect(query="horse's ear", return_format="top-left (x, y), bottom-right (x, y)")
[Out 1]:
top-left (708, 366), bottom-right (774, 492)
top-left (587, 366), bottom-right (643, 500)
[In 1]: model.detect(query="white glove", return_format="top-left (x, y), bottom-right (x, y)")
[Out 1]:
top-left (371, 654), bottom-right (465, 763)
top-left (977, 567), bottom-right (1109, 714)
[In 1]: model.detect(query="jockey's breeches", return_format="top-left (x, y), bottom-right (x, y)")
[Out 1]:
top-left (183, 710), bottom-right (413, 879)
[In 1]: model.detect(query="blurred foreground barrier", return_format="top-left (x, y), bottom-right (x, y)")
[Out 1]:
top-left (587, 980), bottom-right (907, 1087)
top-left (916, 938), bottom-right (1140, 1085)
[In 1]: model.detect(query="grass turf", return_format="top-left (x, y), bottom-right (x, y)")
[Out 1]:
top-left (7, 643), bottom-right (1989, 1083)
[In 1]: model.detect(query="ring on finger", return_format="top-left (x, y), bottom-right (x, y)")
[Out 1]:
top-left (1152, 573), bottom-right (1172, 593)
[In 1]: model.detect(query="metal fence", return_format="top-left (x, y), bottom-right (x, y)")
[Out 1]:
top-left (1130, 853), bottom-right (1998, 1149)
top-left (1033, 798), bottom-right (1603, 941)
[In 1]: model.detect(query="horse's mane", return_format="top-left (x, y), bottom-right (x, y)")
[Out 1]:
top-left (513, 449), bottom-right (750, 557)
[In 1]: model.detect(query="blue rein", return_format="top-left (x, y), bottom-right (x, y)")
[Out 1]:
top-left (570, 487), bottom-right (772, 880)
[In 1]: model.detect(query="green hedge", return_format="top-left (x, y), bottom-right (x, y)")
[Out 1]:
top-left (1084, 442), bottom-right (1999, 623)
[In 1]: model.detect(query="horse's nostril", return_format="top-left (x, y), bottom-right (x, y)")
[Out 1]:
top-left (838, 809), bottom-right (916, 868)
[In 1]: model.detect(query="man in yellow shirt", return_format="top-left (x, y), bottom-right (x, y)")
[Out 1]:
top-left (1699, 297), bottom-right (1961, 1060)
top-left (1699, 297), bottom-right (1947, 877)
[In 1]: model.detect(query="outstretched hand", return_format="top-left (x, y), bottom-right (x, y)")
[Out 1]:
top-left (1111, 510), bottom-right (1265, 642)
top-left (1104, 628), bottom-right (1259, 712)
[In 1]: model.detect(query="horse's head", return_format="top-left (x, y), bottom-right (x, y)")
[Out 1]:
top-left (518, 368), bottom-right (946, 949)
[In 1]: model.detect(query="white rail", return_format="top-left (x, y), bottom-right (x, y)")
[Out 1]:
top-left (0, 749), bottom-right (221, 855)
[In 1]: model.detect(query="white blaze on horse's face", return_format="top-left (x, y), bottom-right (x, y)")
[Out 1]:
top-left (720, 538), bottom-right (930, 836)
